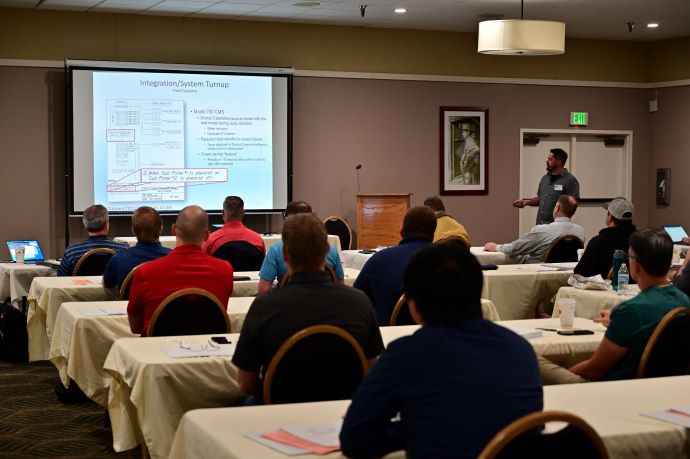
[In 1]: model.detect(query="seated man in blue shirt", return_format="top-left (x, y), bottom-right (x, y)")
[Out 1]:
top-left (58, 204), bottom-right (127, 276)
top-left (340, 242), bottom-right (543, 459)
top-left (103, 206), bottom-right (171, 294)
top-left (257, 200), bottom-right (344, 294)
top-left (354, 206), bottom-right (436, 325)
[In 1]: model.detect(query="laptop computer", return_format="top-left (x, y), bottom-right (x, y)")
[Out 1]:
top-left (6, 240), bottom-right (45, 263)
top-left (663, 225), bottom-right (689, 244)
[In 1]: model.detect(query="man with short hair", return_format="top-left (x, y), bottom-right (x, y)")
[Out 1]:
top-left (127, 205), bottom-right (234, 336)
top-left (574, 197), bottom-right (637, 278)
top-left (58, 204), bottom-right (127, 276)
top-left (513, 148), bottom-right (580, 225)
top-left (423, 195), bottom-right (471, 247)
top-left (485, 195), bottom-right (585, 264)
top-left (103, 206), bottom-right (171, 294)
top-left (257, 200), bottom-right (345, 294)
top-left (354, 206), bottom-right (437, 325)
top-left (541, 228), bottom-right (690, 384)
top-left (202, 196), bottom-right (265, 256)
top-left (340, 243), bottom-right (543, 458)
top-left (232, 213), bottom-right (383, 400)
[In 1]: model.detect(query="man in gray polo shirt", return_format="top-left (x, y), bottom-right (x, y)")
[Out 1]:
top-left (513, 148), bottom-right (580, 225)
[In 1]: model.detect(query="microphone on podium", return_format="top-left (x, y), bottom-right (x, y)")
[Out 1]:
top-left (355, 164), bottom-right (362, 193)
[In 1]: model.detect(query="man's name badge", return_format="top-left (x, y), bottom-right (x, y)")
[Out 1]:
top-left (554, 184), bottom-right (563, 191)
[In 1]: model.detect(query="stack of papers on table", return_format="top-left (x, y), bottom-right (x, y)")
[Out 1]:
top-left (540, 262), bottom-right (578, 270)
top-left (248, 420), bottom-right (343, 455)
top-left (80, 306), bottom-right (127, 317)
top-left (641, 407), bottom-right (690, 428)
top-left (510, 328), bottom-right (543, 340)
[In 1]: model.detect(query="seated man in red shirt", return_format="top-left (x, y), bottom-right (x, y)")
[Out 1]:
top-left (202, 195), bottom-right (265, 256)
top-left (127, 205), bottom-right (235, 336)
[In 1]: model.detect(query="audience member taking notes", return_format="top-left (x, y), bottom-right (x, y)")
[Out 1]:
top-left (340, 242), bottom-right (543, 458)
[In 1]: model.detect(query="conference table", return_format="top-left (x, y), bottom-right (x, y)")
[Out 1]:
top-left (340, 246), bottom-right (515, 271)
top-left (231, 268), bottom-right (360, 296)
top-left (168, 375), bottom-right (690, 459)
top-left (0, 262), bottom-right (55, 308)
top-left (114, 234), bottom-right (342, 254)
top-left (552, 286), bottom-right (641, 320)
top-left (103, 317), bottom-right (602, 459)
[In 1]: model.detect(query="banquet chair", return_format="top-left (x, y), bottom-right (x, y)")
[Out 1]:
top-left (477, 410), bottom-right (609, 459)
top-left (543, 235), bottom-right (584, 263)
top-left (636, 306), bottom-right (690, 378)
top-left (262, 325), bottom-right (369, 405)
top-left (434, 235), bottom-right (470, 249)
top-left (117, 263), bottom-right (144, 301)
top-left (73, 248), bottom-right (116, 276)
top-left (389, 294), bottom-right (418, 326)
top-left (277, 264), bottom-right (337, 288)
top-left (212, 240), bottom-right (265, 271)
top-left (324, 216), bottom-right (352, 250)
top-left (146, 288), bottom-right (231, 337)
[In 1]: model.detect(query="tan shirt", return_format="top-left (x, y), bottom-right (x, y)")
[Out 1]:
top-left (433, 215), bottom-right (471, 248)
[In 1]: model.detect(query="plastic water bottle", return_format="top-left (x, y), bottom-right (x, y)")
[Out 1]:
top-left (617, 263), bottom-right (629, 295)
top-left (612, 250), bottom-right (626, 290)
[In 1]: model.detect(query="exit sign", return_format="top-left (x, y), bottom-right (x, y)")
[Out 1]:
top-left (570, 112), bottom-right (589, 126)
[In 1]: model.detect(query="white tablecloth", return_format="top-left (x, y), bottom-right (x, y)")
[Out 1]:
top-left (552, 286), bottom-right (641, 319)
top-left (341, 247), bottom-right (515, 271)
top-left (169, 375), bottom-right (690, 459)
top-left (232, 268), bottom-right (360, 297)
top-left (27, 276), bottom-right (114, 361)
top-left (0, 262), bottom-right (55, 307)
top-left (482, 265), bottom-right (573, 320)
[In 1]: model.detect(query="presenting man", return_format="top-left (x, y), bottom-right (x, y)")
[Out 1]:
top-left (541, 228), bottom-right (690, 384)
top-left (485, 195), bottom-right (584, 263)
top-left (354, 206), bottom-right (437, 325)
top-left (257, 200), bottom-right (344, 294)
top-left (58, 204), bottom-right (127, 276)
top-left (103, 206), bottom-right (170, 294)
top-left (202, 196), bottom-right (265, 256)
top-left (340, 243), bottom-right (543, 458)
top-left (574, 197), bottom-right (636, 278)
top-left (513, 148), bottom-right (580, 225)
top-left (423, 195), bottom-right (470, 247)
top-left (127, 205), bottom-right (234, 336)
top-left (232, 213), bottom-right (383, 401)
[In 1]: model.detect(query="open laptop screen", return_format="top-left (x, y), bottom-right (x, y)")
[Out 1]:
top-left (663, 226), bottom-right (689, 243)
top-left (6, 240), bottom-right (45, 262)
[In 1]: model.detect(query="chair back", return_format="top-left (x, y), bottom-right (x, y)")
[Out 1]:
top-left (146, 288), bottom-right (231, 337)
top-left (434, 235), bottom-right (470, 249)
top-left (544, 235), bottom-right (584, 263)
top-left (478, 411), bottom-right (609, 459)
top-left (73, 248), bottom-right (116, 276)
top-left (324, 216), bottom-right (352, 250)
top-left (636, 306), bottom-right (690, 378)
top-left (277, 264), bottom-right (337, 288)
top-left (213, 240), bottom-right (265, 271)
top-left (118, 263), bottom-right (144, 301)
top-left (389, 294), bottom-right (418, 326)
top-left (263, 325), bottom-right (369, 405)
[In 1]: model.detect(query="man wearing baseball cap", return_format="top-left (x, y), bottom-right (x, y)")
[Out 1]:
top-left (574, 197), bottom-right (636, 278)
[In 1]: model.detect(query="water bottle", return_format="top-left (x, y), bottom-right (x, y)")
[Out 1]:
top-left (612, 250), bottom-right (626, 290)
top-left (617, 263), bottom-right (629, 295)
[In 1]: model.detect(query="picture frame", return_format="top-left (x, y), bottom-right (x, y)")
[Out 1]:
top-left (439, 106), bottom-right (489, 195)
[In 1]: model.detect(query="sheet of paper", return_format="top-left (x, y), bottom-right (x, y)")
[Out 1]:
top-left (262, 431), bottom-right (339, 455)
top-left (249, 275), bottom-right (261, 281)
top-left (509, 328), bottom-right (543, 340)
top-left (80, 308), bottom-right (109, 317)
top-left (85, 276), bottom-right (103, 283)
top-left (518, 265), bottom-right (561, 272)
top-left (281, 420), bottom-right (343, 448)
top-left (641, 407), bottom-right (690, 428)
top-left (101, 306), bottom-right (127, 315)
top-left (245, 432), bottom-right (309, 456)
top-left (541, 262), bottom-right (578, 270)
top-left (71, 279), bottom-right (93, 285)
top-left (161, 343), bottom-right (235, 358)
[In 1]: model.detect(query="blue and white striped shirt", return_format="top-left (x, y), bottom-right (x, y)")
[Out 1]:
top-left (57, 236), bottom-right (127, 276)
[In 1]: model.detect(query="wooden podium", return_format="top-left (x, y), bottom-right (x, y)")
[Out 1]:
top-left (356, 193), bottom-right (412, 249)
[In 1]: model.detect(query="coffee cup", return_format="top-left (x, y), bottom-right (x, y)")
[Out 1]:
top-left (558, 298), bottom-right (576, 328)
top-left (577, 249), bottom-right (584, 261)
top-left (15, 246), bottom-right (25, 264)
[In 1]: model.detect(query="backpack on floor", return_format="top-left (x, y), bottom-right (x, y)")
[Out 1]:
top-left (0, 301), bottom-right (29, 363)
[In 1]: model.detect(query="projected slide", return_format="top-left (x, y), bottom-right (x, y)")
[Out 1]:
top-left (91, 71), bottom-right (274, 212)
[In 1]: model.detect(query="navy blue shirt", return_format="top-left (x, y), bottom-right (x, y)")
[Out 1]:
top-left (353, 237), bottom-right (430, 325)
top-left (102, 242), bottom-right (171, 292)
top-left (340, 320), bottom-right (543, 459)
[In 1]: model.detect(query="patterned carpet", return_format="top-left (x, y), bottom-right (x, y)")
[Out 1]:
top-left (0, 360), bottom-right (130, 458)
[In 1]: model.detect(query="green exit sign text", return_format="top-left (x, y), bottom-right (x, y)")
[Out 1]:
top-left (570, 112), bottom-right (588, 126)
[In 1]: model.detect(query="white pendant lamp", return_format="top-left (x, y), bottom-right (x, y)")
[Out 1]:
top-left (477, 0), bottom-right (565, 55)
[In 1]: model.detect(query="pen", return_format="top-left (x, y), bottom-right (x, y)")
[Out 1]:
top-left (536, 327), bottom-right (558, 332)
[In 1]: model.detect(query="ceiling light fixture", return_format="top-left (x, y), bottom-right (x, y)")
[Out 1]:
top-left (647, 22), bottom-right (659, 28)
top-left (394, 8), bottom-right (407, 14)
top-left (477, 0), bottom-right (565, 56)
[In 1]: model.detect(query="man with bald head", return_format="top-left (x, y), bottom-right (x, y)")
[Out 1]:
top-left (127, 205), bottom-right (235, 335)
top-left (103, 206), bottom-right (171, 295)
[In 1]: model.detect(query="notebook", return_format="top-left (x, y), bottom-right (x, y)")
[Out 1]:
top-left (663, 226), bottom-right (689, 244)
top-left (6, 240), bottom-right (45, 263)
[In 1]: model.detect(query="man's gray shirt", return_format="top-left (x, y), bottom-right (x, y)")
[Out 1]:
top-left (497, 217), bottom-right (585, 263)
top-left (536, 170), bottom-right (580, 225)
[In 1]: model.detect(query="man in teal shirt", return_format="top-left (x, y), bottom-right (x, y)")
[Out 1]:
top-left (541, 228), bottom-right (690, 383)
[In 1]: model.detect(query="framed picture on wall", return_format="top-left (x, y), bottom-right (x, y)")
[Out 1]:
top-left (439, 106), bottom-right (489, 195)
